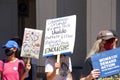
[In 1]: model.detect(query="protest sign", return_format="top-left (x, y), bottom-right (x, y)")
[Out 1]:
top-left (91, 47), bottom-right (120, 78)
top-left (21, 28), bottom-right (43, 59)
top-left (43, 15), bottom-right (76, 57)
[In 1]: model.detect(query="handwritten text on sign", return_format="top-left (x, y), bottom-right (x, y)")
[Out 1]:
top-left (21, 28), bottom-right (43, 59)
top-left (43, 15), bottom-right (76, 57)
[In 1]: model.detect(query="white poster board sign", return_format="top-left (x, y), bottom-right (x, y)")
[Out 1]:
top-left (43, 15), bottom-right (76, 57)
top-left (21, 28), bottom-right (43, 59)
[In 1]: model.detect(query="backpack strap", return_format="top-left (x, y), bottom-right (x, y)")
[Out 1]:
top-left (2, 59), bottom-right (5, 70)
top-left (18, 60), bottom-right (22, 67)
top-left (18, 59), bottom-right (24, 73)
top-left (1, 59), bottom-right (5, 80)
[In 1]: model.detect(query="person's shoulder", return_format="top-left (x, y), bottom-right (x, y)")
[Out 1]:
top-left (16, 58), bottom-right (24, 64)
top-left (18, 59), bottom-right (24, 63)
top-left (0, 60), bottom-right (3, 62)
top-left (85, 57), bottom-right (92, 63)
top-left (87, 57), bottom-right (91, 60)
top-left (0, 59), bottom-right (4, 64)
top-left (0, 59), bottom-right (6, 63)
top-left (0, 59), bottom-right (7, 68)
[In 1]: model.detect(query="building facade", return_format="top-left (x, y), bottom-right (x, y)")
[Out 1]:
top-left (0, 0), bottom-right (119, 79)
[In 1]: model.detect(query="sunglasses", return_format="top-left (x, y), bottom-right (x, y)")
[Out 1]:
top-left (105, 38), bottom-right (115, 43)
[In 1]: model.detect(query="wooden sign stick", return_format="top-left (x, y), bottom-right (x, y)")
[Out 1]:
top-left (27, 57), bottom-right (30, 64)
top-left (56, 54), bottom-right (60, 74)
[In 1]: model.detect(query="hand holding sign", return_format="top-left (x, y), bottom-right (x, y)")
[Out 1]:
top-left (91, 47), bottom-right (120, 78)
top-left (90, 69), bottom-right (100, 79)
top-left (44, 15), bottom-right (76, 79)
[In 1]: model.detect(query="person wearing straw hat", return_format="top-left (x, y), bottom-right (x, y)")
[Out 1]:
top-left (0, 40), bottom-right (31, 80)
top-left (80, 29), bottom-right (119, 80)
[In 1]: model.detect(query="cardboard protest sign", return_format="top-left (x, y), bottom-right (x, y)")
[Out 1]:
top-left (21, 28), bottom-right (43, 59)
top-left (91, 47), bottom-right (120, 78)
top-left (43, 15), bottom-right (76, 57)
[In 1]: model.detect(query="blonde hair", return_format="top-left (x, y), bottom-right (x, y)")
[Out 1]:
top-left (86, 39), bottom-right (102, 59)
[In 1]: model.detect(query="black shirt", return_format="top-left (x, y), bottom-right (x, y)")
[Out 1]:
top-left (81, 57), bottom-right (93, 77)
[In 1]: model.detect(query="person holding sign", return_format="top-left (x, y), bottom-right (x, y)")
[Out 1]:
top-left (80, 30), bottom-right (119, 80)
top-left (45, 54), bottom-right (73, 80)
top-left (0, 40), bottom-right (31, 80)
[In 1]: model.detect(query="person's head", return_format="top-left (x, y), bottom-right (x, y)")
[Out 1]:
top-left (87, 30), bottom-right (119, 59)
top-left (97, 30), bottom-right (118, 51)
top-left (10, 37), bottom-right (23, 59)
top-left (2, 40), bottom-right (19, 57)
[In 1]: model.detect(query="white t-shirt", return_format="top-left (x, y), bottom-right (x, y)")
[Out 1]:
top-left (45, 55), bottom-right (72, 80)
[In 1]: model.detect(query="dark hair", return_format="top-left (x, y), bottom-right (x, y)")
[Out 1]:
top-left (109, 29), bottom-right (119, 47)
top-left (10, 37), bottom-right (23, 59)
top-left (109, 30), bottom-right (119, 38)
top-left (10, 37), bottom-right (23, 48)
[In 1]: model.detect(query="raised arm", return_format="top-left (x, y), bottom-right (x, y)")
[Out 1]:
top-left (20, 63), bottom-right (31, 80)
top-left (46, 62), bottom-right (60, 80)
